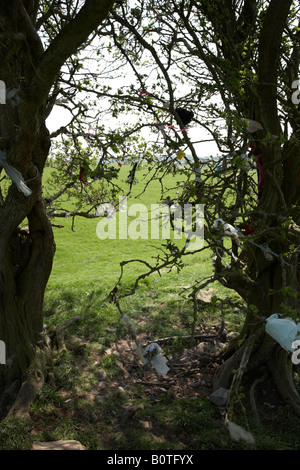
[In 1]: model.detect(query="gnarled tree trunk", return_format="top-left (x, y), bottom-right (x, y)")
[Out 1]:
top-left (213, 233), bottom-right (300, 416)
top-left (0, 121), bottom-right (55, 416)
top-left (0, 0), bottom-right (116, 417)
top-left (208, 0), bottom-right (300, 417)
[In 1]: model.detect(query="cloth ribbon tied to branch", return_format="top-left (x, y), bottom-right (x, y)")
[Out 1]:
top-left (242, 224), bottom-right (255, 236)
top-left (153, 107), bottom-right (195, 144)
top-left (88, 125), bottom-right (95, 139)
top-left (213, 218), bottom-right (282, 263)
top-left (139, 90), bottom-right (151, 97)
top-left (175, 107), bottom-right (194, 127)
top-left (214, 218), bottom-right (240, 242)
top-left (79, 167), bottom-right (87, 186)
top-left (241, 118), bottom-right (263, 133)
top-left (0, 151), bottom-right (32, 196)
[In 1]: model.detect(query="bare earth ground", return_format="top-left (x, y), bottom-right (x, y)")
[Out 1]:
top-left (30, 331), bottom-right (221, 449)
top-left (27, 325), bottom-right (288, 450)
top-left (93, 337), bottom-right (216, 402)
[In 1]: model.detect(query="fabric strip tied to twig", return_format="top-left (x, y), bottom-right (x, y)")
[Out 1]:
top-left (0, 151), bottom-right (32, 196)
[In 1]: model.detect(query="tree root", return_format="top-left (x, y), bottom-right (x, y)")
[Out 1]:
top-left (213, 341), bottom-right (248, 391)
top-left (4, 315), bottom-right (82, 419)
top-left (7, 352), bottom-right (48, 418)
top-left (213, 332), bottom-right (300, 419)
top-left (267, 346), bottom-right (300, 418)
top-left (54, 314), bottom-right (82, 352)
top-left (249, 368), bottom-right (268, 419)
top-left (0, 380), bottom-right (21, 418)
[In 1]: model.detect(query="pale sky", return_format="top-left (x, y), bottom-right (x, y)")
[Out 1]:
top-left (46, 104), bottom-right (220, 159)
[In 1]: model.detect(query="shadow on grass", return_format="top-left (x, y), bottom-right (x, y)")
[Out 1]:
top-left (2, 284), bottom-right (291, 451)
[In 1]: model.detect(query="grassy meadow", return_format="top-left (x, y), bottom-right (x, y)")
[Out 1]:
top-left (44, 163), bottom-right (238, 346)
top-left (1, 163), bottom-right (300, 451)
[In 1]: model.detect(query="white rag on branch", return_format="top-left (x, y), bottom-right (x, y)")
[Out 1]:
top-left (0, 151), bottom-right (32, 196)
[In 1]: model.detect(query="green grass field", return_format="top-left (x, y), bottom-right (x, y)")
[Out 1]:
top-left (44, 164), bottom-right (237, 342)
top-left (1, 164), bottom-right (300, 451)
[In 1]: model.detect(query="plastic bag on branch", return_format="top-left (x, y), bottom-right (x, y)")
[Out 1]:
top-left (265, 314), bottom-right (300, 353)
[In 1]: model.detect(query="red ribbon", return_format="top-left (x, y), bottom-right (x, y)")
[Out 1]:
top-left (242, 224), bottom-right (255, 235)
top-left (153, 122), bottom-right (194, 133)
top-left (88, 126), bottom-right (95, 139)
top-left (139, 90), bottom-right (151, 97)
top-left (167, 125), bottom-right (194, 133)
top-left (79, 167), bottom-right (87, 186)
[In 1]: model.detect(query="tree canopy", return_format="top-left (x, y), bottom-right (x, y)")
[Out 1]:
top-left (98, 0), bottom-right (300, 416)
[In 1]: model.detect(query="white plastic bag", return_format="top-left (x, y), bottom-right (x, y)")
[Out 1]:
top-left (265, 314), bottom-right (300, 353)
top-left (225, 419), bottom-right (255, 445)
top-left (143, 343), bottom-right (170, 376)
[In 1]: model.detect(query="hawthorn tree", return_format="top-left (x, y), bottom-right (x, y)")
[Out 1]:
top-left (96, 0), bottom-right (300, 417)
top-left (0, 0), bottom-right (120, 417)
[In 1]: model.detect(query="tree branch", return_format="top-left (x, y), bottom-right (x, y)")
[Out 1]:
top-left (44, 181), bottom-right (76, 205)
top-left (258, 0), bottom-right (293, 133)
top-left (30, 0), bottom-right (116, 102)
